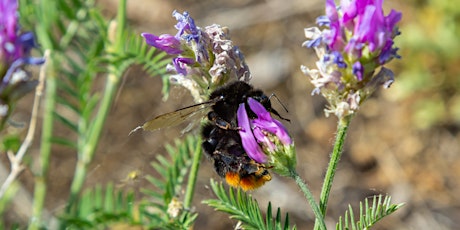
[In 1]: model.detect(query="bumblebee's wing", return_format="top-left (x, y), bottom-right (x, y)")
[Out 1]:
top-left (130, 96), bottom-right (223, 134)
top-left (142, 103), bottom-right (210, 131)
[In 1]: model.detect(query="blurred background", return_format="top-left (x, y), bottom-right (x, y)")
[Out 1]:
top-left (8, 0), bottom-right (460, 229)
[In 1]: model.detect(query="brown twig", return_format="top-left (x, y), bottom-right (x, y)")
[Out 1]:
top-left (0, 50), bottom-right (49, 199)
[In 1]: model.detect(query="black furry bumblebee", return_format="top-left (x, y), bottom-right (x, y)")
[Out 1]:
top-left (135, 81), bottom-right (287, 190)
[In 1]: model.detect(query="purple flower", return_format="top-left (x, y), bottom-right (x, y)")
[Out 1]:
top-left (172, 11), bottom-right (208, 63)
top-left (327, 51), bottom-right (347, 69)
top-left (324, 0), bottom-right (344, 51)
top-left (142, 10), bottom-right (251, 102)
top-left (325, 0), bottom-right (402, 63)
top-left (173, 11), bottom-right (200, 43)
top-left (141, 33), bottom-right (182, 55)
top-left (237, 98), bottom-right (292, 163)
top-left (0, 0), bottom-right (45, 127)
top-left (0, 0), bottom-right (20, 63)
top-left (237, 102), bottom-right (267, 163)
top-left (142, 11), bottom-right (206, 62)
top-left (352, 61), bottom-right (363, 81)
top-left (1, 1), bottom-right (44, 75)
top-left (248, 98), bottom-right (292, 145)
top-left (302, 0), bottom-right (402, 118)
top-left (172, 57), bottom-right (195, 75)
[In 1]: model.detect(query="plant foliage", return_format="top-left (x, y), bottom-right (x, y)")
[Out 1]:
top-left (19, 0), bottom-right (170, 151)
top-left (336, 195), bottom-right (404, 230)
top-left (140, 135), bottom-right (199, 229)
top-left (60, 183), bottom-right (139, 229)
top-left (203, 180), bottom-right (296, 230)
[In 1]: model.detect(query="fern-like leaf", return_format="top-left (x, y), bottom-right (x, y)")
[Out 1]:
top-left (336, 194), bottom-right (404, 230)
top-left (140, 135), bottom-right (199, 229)
top-left (203, 180), bottom-right (296, 230)
top-left (60, 183), bottom-right (140, 229)
top-left (20, 0), bottom-right (170, 148)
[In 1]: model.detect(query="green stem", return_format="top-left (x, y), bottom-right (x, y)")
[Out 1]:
top-left (29, 58), bottom-right (56, 230)
top-left (66, 74), bottom-right (120, 212)
top-left (28, 2), bottom-right (57, 225)
top-left (66, 0), bottom-right (127, 211)
top-left (290, 169), bottom-right (326, 230)
top-left (314, 116), bottom-right (352, 229)
top-left (183, 136), bottom-right (202, 209)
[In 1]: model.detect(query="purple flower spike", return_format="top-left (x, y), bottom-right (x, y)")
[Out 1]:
top-left (142, 10), bottom-right (252, 102)
top-left (142, 33), bottom-right (182, 55)
top-left (302, 0), bottom-right (402, 118)
top-left (237, 103), bottom-right (267, 163)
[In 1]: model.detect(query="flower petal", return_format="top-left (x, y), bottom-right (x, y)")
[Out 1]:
top-left (237, 103), bottom-right (267, 163)
top-left (172, 57), bottom-right (195, 76)
top-left (352, 61), bottom-right (363, 81)
top-left (248, 98), bottom-right (292, 145)
top-left (142, 33), bottom-right (183, 55)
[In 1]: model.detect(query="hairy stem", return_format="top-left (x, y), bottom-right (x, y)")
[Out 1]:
top-left (314, 116), bottom-right (351, 230)
top-left (319, 117), bottom-right (351, 214)
top-left (290, 169), bottom-right (326, 230)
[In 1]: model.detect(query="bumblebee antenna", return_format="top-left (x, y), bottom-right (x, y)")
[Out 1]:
top-left (128, 126), bottom-right (143, 136)
top-left (268, 93), bottom-right (290, 122)
top-left (269, 93), bottom-right (289, 113)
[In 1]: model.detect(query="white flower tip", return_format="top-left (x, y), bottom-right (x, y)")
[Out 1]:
top-left (11, 70), bottom-right (27, 84)
top-left (0, 104), bottom-right (9, 117)
top-left (304, 27), bottom-right (321, 39)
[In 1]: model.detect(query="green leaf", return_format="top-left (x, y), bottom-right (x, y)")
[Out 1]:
top-left (203, 180), bottom-right (296, 230)
top-left (49, 137), bottom-right (78, 149)
top-left (53, 111), bottom-right (78, 132)
top-left (335, 195), bottom-right (404, 230)
top-left (0, 134), bottom-right (21, 152)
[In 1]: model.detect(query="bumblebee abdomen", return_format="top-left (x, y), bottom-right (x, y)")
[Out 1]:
top-left (225, 168), bottom-right (272, 191)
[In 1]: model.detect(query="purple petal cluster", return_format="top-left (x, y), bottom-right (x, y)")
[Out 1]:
top-left (1, 0), bottom-right (45, 126)
top-left (301, 0), bottom-right (402, 118)
top-left (325, 0), bottom-right (402, 64)
top-left (142, 11), bottom-right (251, 102)
top-left (237, 98), bottom-right (292, 163)
top-left (0, 0), bottom-right (44, 77)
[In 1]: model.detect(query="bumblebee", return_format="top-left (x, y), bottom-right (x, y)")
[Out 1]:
top-left (135, 81), bottom-right (287, 190)
top-left (201, 122), bottom-right (272, 190)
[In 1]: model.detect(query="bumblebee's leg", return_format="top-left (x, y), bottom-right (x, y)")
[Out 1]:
top-left (201, 123), bottom-right (218, 158)
top-left (207, 111), bottom-right (240, 130)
